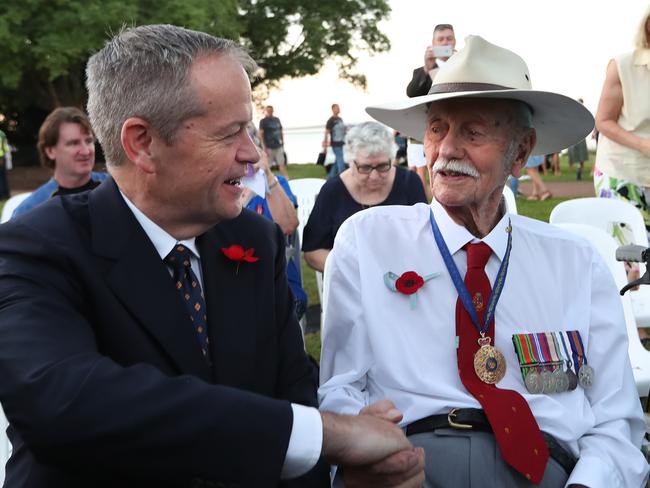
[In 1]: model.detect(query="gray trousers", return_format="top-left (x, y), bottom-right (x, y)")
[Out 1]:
top-left (408, 429), bottom-right (569, 488)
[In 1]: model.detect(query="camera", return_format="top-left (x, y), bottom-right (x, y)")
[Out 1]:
top-left (432, 45), bottom-right (453, 58)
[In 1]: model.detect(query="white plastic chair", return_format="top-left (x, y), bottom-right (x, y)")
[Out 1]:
top-left (288, 178), bottom-right (327, 329)
top-left (0, 406), bottom-right (10, 485)
top-left (553, 222), bottom-right (650, 398)
top-left (1, 192), bottom-right (31, 223)
top-left (502, 185), bottom-right (518, 215)
top-left (288, 178), bottom-right (326, 243)
top-left (550, 198), bottom-right (650, 327)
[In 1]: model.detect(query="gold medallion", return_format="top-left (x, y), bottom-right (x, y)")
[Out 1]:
top-left (473, 341), bottom-right (506, 384)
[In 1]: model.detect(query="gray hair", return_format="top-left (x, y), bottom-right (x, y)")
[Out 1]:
top-left (86, 24), bottom-right (257, 166)
top-left (345, 121), bottom-right (393, 161)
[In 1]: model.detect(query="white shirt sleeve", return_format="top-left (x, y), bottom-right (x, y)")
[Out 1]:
top-left (280, 404), bottom-right (323, 479)
top-left (318, 220), bottom-right (372, 415)
top-left (565, 253), bottom-right (649, 488)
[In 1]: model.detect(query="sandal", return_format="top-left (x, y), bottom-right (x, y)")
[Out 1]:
top-left (539, 191), bottom-right (552, 201)
top-left (526, 194), bottom-right (539, 200)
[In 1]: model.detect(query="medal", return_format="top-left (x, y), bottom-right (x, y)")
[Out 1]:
top-left (578, 364), bottom-right (594, 388)
top-left (430, 212), bottom-right (513, 385)
top-left (557, 332), bottom-right (579, 391)
top-left (524, 369), bottom-right (543, 394)
top-left (567, 330), bottom-right (594, 389)
top-left (552, 367), bottom-right (569, 393)
top-left (474, 336), bottom-right (506, 384)
top-left (540, 370), bottom-right (555, 393)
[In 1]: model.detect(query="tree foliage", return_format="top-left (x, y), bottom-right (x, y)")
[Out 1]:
top-left (0, 0), bottom-right (390, 152)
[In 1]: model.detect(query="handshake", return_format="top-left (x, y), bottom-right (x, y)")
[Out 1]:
top-left (321, 400), bottom-right (425, 487)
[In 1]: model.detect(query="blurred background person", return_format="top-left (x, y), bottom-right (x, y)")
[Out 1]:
top-left (594, 5), bottom-right (650, 240)
top-left (302, 121), bottom-right (427, 272)
top-left (525, 154), bottom-right (553, 201)
top-left (259, 105), bottom-right (289, 179)
top-left (406, 23), bottom-right (456, 200)
top-left (323, 103), bottom-right (347, 178)
top-left (241, 147), bottom-right (307, 321)
top-left (12, 107), bottom-right (106, 218)
top-left (567, 99), bottom-right (590, 180)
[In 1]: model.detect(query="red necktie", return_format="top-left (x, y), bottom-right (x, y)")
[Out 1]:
top-left (456, 242), bottom-right (548, 483)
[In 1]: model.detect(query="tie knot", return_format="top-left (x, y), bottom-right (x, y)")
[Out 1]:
top-left (165, 244), bottom-right (193, 270)
top-left (466, 242), bottom-right (492, 269)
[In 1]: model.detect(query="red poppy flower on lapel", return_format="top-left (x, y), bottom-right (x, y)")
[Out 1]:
top-left (221, 244), bottom-right (259, 263)
top-left (395, 271), bottom-right (424, 295)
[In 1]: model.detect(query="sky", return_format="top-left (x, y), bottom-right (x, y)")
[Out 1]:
top-left (260, 0), bottom-right (649, 130)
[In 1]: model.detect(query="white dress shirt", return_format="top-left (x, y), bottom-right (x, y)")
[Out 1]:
top-left (319, 199), bottom-right (649, 488)
top-left (120, 193), bottom-right (322, 479)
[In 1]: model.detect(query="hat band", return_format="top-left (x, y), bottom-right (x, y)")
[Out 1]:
top-left (427, 82), bottom-right (513, 95)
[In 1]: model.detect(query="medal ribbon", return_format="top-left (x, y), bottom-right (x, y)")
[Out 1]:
top-left (524, 334), bottom-right (541, 372)
top-left (566, 331), bottom-right (584, 369)
top-left (545, 333), bottom-right (563, 368)
top-left (574, 330), bottom-right (589, 366)
top-left (430, 211), bottom-right (512, 336)
top-left (558, 331), bottom-right (575, 371)
top-left (532, 333), bottom-right (549, 370)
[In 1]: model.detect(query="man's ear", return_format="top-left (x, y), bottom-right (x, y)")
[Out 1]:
top-left (44, 145), bottom-right (57, 162)
top-left (121, 117), bottom-right (156, 174)
top-left (510, 129), bottom-right (536, 178)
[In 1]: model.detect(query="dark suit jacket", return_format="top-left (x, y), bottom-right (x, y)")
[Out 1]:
top-left (0, 178), bottom-right (328, 487)
top-left (406, 65), bottom-right (438, 98)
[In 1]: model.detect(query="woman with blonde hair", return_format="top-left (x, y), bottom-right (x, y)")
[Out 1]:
top-left (594, 5), bottom-right (650, 241)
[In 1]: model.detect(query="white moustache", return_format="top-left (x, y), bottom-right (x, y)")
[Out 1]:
top-left (432, 159), bottom-right (479, 179)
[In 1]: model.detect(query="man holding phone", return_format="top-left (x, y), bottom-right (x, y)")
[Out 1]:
top-left (405, 24), bottom-right (456, 199)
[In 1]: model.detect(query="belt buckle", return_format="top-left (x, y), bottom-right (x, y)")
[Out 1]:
top-left (447, 408), bottom-right (473, 430)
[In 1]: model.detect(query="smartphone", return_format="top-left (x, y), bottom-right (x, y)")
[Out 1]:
top-left (432, 45), bottom-right (453, 58)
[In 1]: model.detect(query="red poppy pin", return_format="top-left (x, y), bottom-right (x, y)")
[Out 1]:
top-left (384, 270), bottom-right (440, 309)
top-left (221, 244), bottom-right (259, 274)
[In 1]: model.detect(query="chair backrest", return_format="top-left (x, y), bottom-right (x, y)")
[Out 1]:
top-left (1, 192), bottom-right (31, 223)
top-left (550, 197), bottom-right (648, 246)
top-left (288, 178), bottom-right (326, 242)
top-left (502, 185), bottom-right (518, 215)
top-left (553, 223), bottom-right (650, 397)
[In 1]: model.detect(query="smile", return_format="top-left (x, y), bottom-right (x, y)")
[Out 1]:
top-left (225, 178), bottom-right (241, 186)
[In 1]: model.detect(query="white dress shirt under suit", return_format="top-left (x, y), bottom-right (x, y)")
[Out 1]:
top-left (319, 199), bottom-right (649, 487)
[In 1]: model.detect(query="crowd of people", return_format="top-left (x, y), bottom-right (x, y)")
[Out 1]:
top-left (0, 7), bottom-right (648, 488)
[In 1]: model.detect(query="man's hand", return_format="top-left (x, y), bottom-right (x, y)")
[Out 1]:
top-left (339, 400), bottom-right (424, 487)
top-left (342, 448), bottom-right (425, 488)
top-left (321, 411), bottom-right (412, 466)
top-left (424, 45), bottom-right (436, 72)
top-left (321, 404), bottom-right (426, 487)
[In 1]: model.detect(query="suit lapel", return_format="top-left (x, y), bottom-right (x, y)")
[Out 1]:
top-left (197, 229), bottom-right (258, 386)
top-left (89, 179), bottom-right (212, 381)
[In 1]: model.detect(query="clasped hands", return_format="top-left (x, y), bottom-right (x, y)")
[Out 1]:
top-left (321, 400), bottom-right (425, 487)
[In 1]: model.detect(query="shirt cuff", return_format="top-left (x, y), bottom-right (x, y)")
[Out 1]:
top-left (566, 455), bottom-right (623, 488)
top-left (280, 404), bottom-right (323, 479)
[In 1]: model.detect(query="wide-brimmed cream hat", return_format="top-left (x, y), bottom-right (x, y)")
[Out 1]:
top-left (367, 36), bottom-right (594, 155)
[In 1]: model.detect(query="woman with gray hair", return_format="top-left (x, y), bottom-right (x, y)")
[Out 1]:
top-left (303, 121), bottom-right (427, 272)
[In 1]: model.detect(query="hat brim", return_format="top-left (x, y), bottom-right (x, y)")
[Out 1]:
top-left (366, 90), bottom-right (594, 155)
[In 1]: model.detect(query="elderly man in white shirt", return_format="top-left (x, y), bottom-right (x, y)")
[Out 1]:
top-left (319, 36), bottom-right (649, 488)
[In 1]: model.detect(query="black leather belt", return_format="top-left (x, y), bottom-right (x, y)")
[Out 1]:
top-left (405, 408), bottom-right (577, 476)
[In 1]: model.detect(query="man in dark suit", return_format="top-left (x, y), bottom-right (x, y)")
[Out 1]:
top-left (0, 25), bottom-right (424, 487)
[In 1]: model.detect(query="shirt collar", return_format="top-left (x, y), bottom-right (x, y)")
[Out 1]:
top-left (429, 197), bottom-right (510, 262)
top-left (119, 191), bottom-right (200, 260)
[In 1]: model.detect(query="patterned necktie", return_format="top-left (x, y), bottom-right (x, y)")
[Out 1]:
top-left (164, 244), bottom-right (211, 363)
top-left (456, 242), bottom-right (548, 483)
